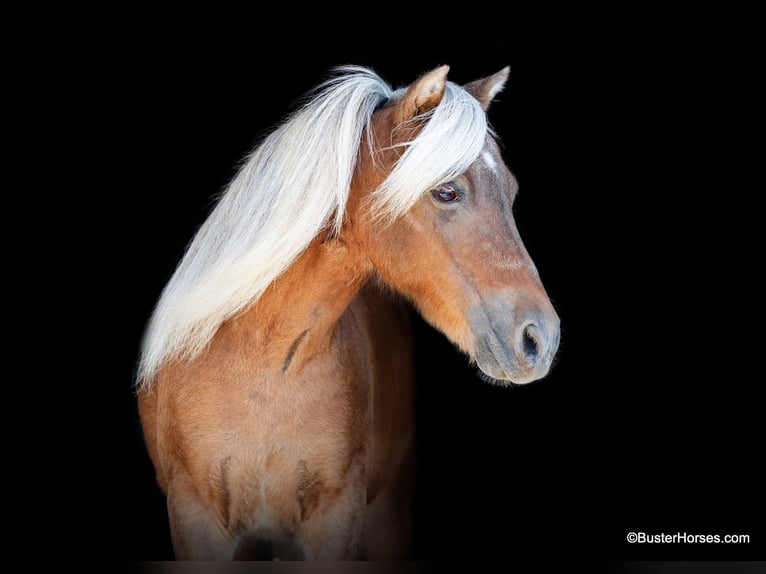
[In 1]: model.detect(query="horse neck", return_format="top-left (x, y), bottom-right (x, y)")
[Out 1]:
top-left (225, 236), bottom-right (372, 373)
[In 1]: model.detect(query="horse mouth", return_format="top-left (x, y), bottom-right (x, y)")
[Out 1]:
top-left (474, 334), bottom-right (547, 385)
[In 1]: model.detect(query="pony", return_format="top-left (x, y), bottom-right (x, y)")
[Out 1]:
top-left (137, 64), bottom-right (560, 560)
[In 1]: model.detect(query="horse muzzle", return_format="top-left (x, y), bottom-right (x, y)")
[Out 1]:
top-left (471, 296), bottom-right (560, 385)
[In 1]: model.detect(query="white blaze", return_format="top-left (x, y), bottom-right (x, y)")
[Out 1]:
top-left (482, 149), bottom-right (498, 174)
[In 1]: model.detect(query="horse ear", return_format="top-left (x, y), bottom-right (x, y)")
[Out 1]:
top-left (395, 65), bottom-right (450, 124)
top-left (465, 66), bottom-right (511, 110)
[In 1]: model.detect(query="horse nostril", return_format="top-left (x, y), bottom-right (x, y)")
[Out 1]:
top-left (521, 324), bottom-right (540, 364)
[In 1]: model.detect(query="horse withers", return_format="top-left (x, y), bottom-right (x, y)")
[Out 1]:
top-left (137, 65), bottom-right (559, 559)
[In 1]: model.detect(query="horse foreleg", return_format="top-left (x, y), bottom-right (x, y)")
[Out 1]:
top-left (166, 477), bottom-right (234, 560)
top-left (297, 456), bottom-right (367, 559)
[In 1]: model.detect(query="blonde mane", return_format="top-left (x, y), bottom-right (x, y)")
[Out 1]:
top-left (137, 66), bottom-right (488, 386)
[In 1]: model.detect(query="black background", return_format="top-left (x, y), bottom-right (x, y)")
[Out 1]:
top-left (102, 9), bottom-right (763, 566)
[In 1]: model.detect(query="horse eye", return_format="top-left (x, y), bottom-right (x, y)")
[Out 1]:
top-left (431, 185), bottom-right (460, 203)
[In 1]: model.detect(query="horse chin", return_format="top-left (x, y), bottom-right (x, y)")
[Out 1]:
top-left (474, 351), bottom-right (547, 386)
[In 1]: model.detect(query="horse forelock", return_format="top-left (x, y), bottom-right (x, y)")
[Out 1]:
top-left (369, 81), bottom-right (489, 222)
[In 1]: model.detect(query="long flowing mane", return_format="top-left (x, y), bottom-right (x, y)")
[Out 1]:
top-left (138, 66), bottom-right (488, 386)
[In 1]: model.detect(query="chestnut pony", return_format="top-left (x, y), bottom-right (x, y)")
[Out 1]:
top-left (137, 65), bottom-right (560, 560)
